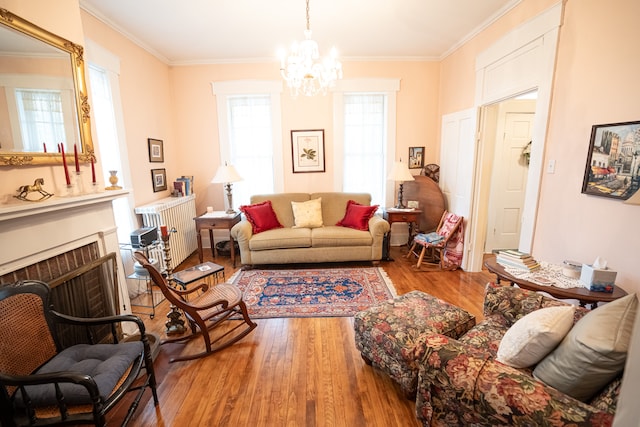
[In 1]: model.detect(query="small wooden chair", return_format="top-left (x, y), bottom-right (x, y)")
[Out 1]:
top-left (133, 252), bottom-right (256, 363)
top-left (406, 211), bottom-right (463, 270)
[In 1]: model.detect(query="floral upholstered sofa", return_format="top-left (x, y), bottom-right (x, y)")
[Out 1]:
top-left (415, 282), bottom-right (637, 426)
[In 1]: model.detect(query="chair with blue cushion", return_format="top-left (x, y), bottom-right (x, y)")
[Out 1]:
top-left (0, 280), bottom-right (159, 427)
top-left (406, 211), bottom-right (463, 270)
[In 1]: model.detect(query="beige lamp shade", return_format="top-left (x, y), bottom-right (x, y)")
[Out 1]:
top-left (387, 160), bottom-right (415, 182)
top-left (211, 163), bottom-right (243, 184)
top-left (211, 163), bottom-right (243, 214)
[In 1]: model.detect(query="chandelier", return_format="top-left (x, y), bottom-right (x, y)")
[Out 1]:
top-left (278, 0), bottom-right (343, 97)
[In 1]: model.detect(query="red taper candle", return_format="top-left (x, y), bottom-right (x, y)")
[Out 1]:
top-left (74, 144), bottom-right (80, 173)
top-left (60, 143), bottom-right (70, 185)
top-left (160, 225), bottom-right (168, 237)
top-left (91, 156), bottom-right (96, 184)
top-left (43, 142), bottom-right (47, 153)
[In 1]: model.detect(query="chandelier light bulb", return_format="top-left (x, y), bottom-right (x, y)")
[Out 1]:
top-left (278, 0), bottom-right (343, 98)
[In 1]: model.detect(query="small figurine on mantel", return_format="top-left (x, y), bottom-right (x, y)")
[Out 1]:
top-left (14, 178), bottom-right (54, 202)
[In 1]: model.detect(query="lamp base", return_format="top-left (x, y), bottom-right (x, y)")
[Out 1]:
top-left (394, 183), bottom-right (407, 209)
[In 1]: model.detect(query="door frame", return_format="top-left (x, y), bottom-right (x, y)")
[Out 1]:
top-left (467, 2), bottom-right (563, 272)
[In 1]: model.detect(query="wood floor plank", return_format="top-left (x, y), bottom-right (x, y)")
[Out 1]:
top-left (108, 246), bottom-right (493, 426)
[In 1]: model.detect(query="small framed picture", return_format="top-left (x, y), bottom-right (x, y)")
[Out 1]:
top-left (291, 129), bottom-right (325, 173)
top-left (581, 120), bottom-right (640, 201)
top-left (151, 168), bottom-right (167, 192)
top-left (148, 138), bottom-right (164, 163)
top-left (409, 146), bottom-right (425, 169)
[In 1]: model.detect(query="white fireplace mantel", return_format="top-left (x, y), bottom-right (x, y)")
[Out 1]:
top-left (0, 189), bottom-right (132, 313)
top-left (0, 189), bottom-right (129, 222)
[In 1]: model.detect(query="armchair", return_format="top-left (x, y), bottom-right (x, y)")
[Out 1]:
top-left (0, 280), bottom-right (158, 427)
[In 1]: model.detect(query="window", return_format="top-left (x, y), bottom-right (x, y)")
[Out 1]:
top-left (86, 40), bottom-right (136, 243)
top-left (0, 74), bottom-right (77, 152)
top-left (342, 94), bottom-right (387, 204)
top-left (15, 89), bottom-right (66, 151)
top-left (332, 79), bottom-right (400, 207)
top-left (212, 81), bottom-right (283, 209)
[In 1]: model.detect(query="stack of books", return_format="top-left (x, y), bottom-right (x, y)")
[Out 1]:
top-left (173, 175), bottom-right (194, 196)
top-left (496, 249), bottom-right (540, 271)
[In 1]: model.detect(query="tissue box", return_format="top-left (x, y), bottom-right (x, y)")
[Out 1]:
top-left (580, 264), bottom-right (616, 293)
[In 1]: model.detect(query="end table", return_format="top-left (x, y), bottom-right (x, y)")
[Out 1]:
top-left (383, 208), bottom-right (422, 261)
top-left (194, 211), bottom-right (241, 267)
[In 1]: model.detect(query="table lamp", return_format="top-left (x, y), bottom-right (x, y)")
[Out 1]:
top-left (211, 162), bottom-right (243, 214)
top-left (387, 159), bottom-right (415, 209)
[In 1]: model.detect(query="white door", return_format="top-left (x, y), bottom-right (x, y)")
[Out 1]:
top-left (440, 108), bottom-right (477, 269)
top-left (486, 100), bottom-right (535, 251)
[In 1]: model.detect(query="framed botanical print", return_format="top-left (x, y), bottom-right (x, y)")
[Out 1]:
top-left (291, 129), bottom-right (325, 173)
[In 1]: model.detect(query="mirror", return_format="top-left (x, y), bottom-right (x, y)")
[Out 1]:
top-left (0, 8), bottom-right (93, 166)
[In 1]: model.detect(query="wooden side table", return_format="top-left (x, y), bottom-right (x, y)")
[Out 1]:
top-left (194, 211), bottom-right (241, 267)
top-left (383, 208), bottom-right (423, 261)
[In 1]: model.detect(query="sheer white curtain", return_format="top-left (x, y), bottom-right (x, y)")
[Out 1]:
top-left (342, 93), bottom-right (387, 206)
top-left (15, 89), bottom-right (65, 151)
top-left (226, 95), bottom-right (275, 208)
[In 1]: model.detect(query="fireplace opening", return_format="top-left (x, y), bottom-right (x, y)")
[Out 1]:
top-left (0, 243), bottom-right (122, 347)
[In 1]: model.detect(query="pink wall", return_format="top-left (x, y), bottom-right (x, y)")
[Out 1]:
top-left (534, 0), bottom-right (640, 291)
top-left (80, 12), bottom-right (178, 207)
top-left (169, 61), bottom-right (439, 214)
top-left (437, 0), bottom-right (639, 294)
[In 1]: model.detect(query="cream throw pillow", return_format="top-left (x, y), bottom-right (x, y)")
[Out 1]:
top-left (496, 305), bottom-right (576, 368)
top-left (291, 198), bottom-right (323, 228)
top-left (533, 293), bottom-right (638, 402)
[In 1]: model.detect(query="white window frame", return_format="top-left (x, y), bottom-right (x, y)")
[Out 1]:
top-left (211, 80), bottom-right (284, 200)
top-left (1, 74), bottom-right (77, 151)
top-left (332, 78), bottom-right (400, 207)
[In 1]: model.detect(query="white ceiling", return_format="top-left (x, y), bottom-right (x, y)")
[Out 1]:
top-left (79, 0), bottom-right (520, 65)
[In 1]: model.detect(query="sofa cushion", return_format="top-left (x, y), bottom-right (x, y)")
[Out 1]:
top-left (533, 293), bottom-right (638, 402)
top-left (251, 193), bottom-right (310, 227)
top-left (291, 198), bottom-right (323, 228)
top-left (496, 305), bottom-right (575, 368)
top-left (311, 192), bottom-right (371, 226)
top-left (240, 200), bottom-right (283, 234)
top-left (248, 227), bottom-right (311, 250)
top-left (311, 226), bottom-right (373, 247)
top-left (336, 200), bottom-right (379, 231)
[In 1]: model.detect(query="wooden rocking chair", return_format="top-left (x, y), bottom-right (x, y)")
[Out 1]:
top-left (406, 211), bottom-right (464, 270)
top-left (133, 252), bottom-right (256, 363)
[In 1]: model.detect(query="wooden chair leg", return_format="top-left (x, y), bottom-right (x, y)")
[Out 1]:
top-left (416, 246), bottom-right (427, 268)
top-left (406, 242), bottom-right (418, 258)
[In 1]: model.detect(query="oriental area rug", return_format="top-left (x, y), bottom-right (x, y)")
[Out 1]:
top-left (229, 267), bottom-right (397, 319)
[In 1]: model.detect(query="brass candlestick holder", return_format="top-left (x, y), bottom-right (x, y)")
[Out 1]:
top-left (161, 229), bottom-right (186, 336)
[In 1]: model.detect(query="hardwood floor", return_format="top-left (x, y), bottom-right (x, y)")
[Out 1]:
top-left (109, 246), bottom-right (493, 426)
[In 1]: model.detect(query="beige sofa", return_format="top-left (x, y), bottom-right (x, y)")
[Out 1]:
top-left (230, 192), bottom-right (390, 267)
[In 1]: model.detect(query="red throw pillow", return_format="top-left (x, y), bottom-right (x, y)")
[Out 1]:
top-left (336, 200), bottom-right (379, 231)
top-left (240, 200), bottom-right (283, 234)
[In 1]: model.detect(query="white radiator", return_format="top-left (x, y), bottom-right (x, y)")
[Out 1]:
top-left (134, 194), bottom-right (197, 269)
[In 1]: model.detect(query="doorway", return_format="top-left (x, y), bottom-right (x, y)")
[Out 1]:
top-left (484, 94), bottom-right (537, 253)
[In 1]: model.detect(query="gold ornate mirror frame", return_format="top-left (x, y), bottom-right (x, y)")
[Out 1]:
top-left (0, 8), bottom-right (94, 166)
